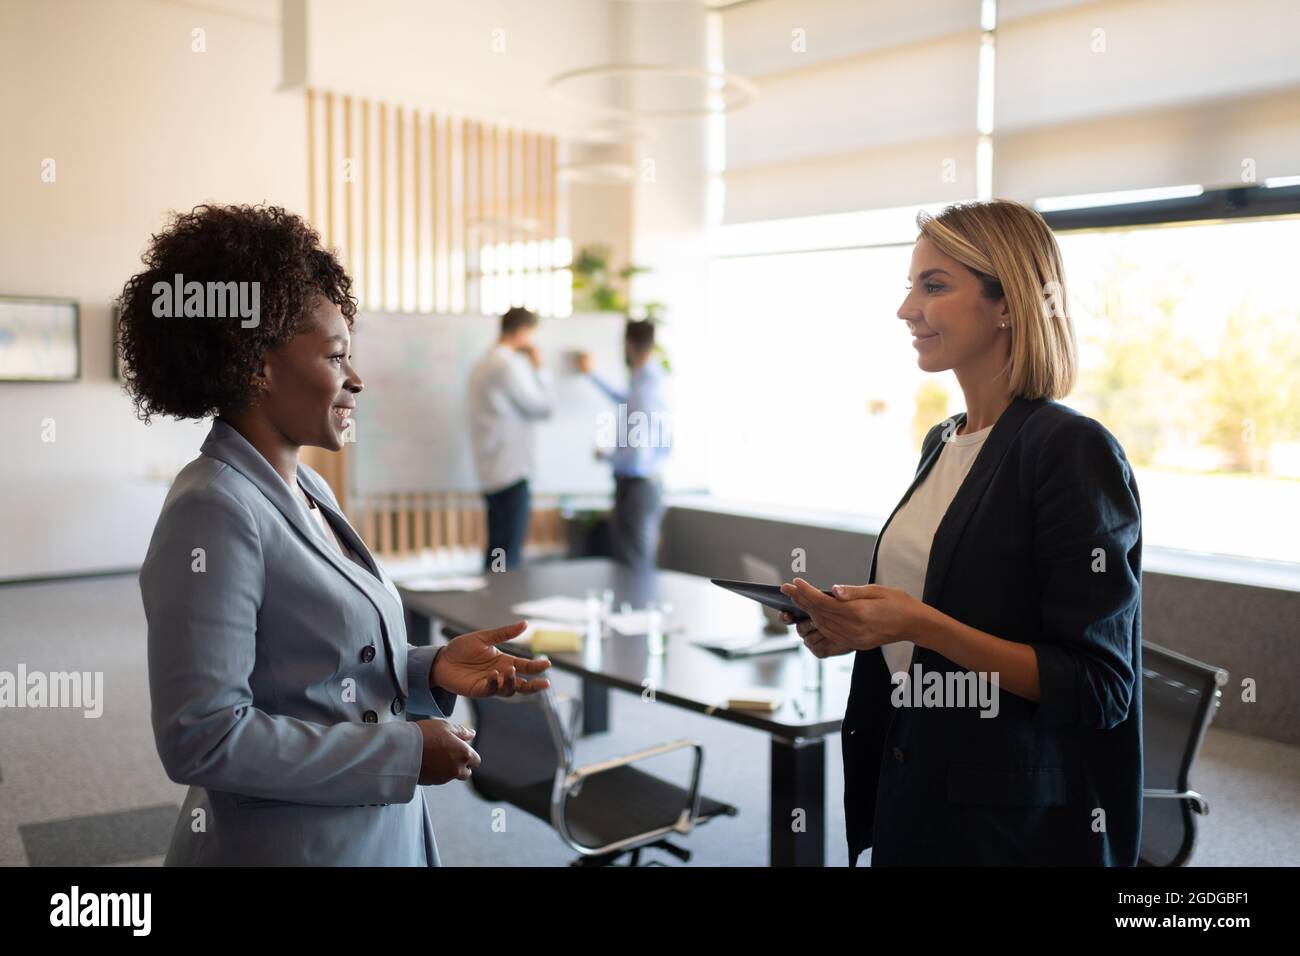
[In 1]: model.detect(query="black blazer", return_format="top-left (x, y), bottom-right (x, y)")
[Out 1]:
top-left (844, 395), bottom-right (1143, 865)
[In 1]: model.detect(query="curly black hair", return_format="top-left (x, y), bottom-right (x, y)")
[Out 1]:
top-left (117, 204), bottom-right (356, 424)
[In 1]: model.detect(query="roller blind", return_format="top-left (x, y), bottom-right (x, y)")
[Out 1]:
top-left (721, 0), bottom-right (981, 223)
top-left (994, 0), bottom-right (1300, 198)
top-left (721, 0), bottom-right (1300, 224)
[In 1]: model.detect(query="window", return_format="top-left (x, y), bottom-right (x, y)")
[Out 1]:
top-left (1057, 216), bottom-right (1300, 563)
top-left (478, 237), bottom-right (572, 318)
top-left (703, 206), bottom-right (1300, 565)
top-left (705, 240), bottom-right (956, 519)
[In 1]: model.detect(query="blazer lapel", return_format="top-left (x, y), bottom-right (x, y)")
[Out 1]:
top-left (200, 418), bottom-right (408, 692)
top-left (295, 472), bottom-right (409, 614)
top-left (919, 396), bottom-right (1047, 604)
top-left (295, 470), bottom-right (382, 580)
top-left (867, 396), bottom-right (1049, 605)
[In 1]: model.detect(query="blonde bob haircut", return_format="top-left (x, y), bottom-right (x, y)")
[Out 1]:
top-left (916, 200), bottom-right (1077, 401)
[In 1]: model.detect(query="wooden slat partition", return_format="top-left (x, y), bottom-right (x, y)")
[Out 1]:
top-left (361, 98), bottom-right (371, 308)
top-left (396, 104), bottom-right (406, 309)
top-left (304, 88), bottom-right (568, 516)
top-left (308, 88), bottom-right (562, 318)
top-left (343, 95), bottom-right (354, 281)
top-left (324, 91), bottom-right (335, 250)
top-left (461, 117), bottom-right (471, 313)
top-left (430, 113), bottom-right (441, 312)
top-left (312, 87), bottom-right (566, 317)
top-left (347, 492), bottom-right (569, 562)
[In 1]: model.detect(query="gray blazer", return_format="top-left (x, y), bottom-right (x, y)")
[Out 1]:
top-left (141, 417), bottom-right (456, 866)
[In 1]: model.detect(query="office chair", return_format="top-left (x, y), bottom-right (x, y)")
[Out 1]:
top-left (1139, 641), bottom-right (1228, 867)
top-left (466, 686), bottom-right (738, 866)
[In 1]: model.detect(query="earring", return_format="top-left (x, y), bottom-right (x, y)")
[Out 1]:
top-left (998, 322), bottom-right (1007, 328)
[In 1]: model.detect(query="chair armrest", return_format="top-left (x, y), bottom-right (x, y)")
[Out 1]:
top-left (568, 738), bottom-right (701, 784)
top-left (551, 691), bottom-right (582, 745)
top-left (1143, 788), bottom-right (1209, 815)
top-left (551, 739), bottom-right (706, 856)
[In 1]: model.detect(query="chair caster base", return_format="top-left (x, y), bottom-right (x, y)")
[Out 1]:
top-left (569, 839), bottom-right (693, 867)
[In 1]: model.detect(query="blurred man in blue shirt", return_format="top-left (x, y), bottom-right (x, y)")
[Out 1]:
top-left (578, 320), bottom-right (672, 569)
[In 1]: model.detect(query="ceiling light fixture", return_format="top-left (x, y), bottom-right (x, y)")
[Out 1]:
top-left (547, 63), bottom-right (758, 120)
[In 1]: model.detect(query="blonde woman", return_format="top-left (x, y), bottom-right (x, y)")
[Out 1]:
top-left (781, 200), bottom-right (1143, 865)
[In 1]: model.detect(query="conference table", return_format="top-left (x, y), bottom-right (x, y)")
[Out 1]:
top-left (398, 558), bottom-right (851, 867)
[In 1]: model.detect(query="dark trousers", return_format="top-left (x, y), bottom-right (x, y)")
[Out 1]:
top-left (612, 476), bottom-right (664, 570)
top-left (483, 479), bottom-right (531, 571)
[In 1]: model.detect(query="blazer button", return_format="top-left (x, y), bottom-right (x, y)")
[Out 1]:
top-left (391, 696), bottom-right (405, 716)
top-left (360, 643), bottom-right (376, 663)
top-left (892, 746), bottom-right (906, 764)
top-left (362, 710), bottom-right (379, 723)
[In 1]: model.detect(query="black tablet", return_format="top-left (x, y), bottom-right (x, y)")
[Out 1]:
top-left (710, 578), bottom-right (833, 623)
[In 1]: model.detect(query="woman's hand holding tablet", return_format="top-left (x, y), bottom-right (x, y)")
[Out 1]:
top-left (778, 578), bottom-right (933, 658)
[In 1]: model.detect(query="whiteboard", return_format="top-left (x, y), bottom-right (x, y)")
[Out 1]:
top-left (349, 311), bottom-right (628, 495)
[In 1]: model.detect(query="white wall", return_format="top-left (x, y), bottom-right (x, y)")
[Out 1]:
top-left (304, 0), bottom-right (619, 132)
top-left (0, 0), bottom-right (302, 581)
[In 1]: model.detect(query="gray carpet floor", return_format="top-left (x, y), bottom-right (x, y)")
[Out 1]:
top-left (0, 573), bottom-right (1295, 867)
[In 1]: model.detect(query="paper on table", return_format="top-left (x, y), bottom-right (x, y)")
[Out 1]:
top-left (510, 595), bottom-right (592, 622)
top-left (509, 619), bottom-right (584, 645)
top-left (605, 610), bottom-right (683, 637)
top-left (400, 575), bottom-right (488, 592)
top-left (726, 688), bottom-right (786, 712)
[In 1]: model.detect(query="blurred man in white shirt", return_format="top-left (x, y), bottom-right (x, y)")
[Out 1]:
top-left (466, 307), bottom-right (553, 570)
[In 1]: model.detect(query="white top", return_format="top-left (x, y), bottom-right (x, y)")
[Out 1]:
top-left (875, 421), bottom-right (993, 676)
top-left (466, 344), bottom-right (554, 494)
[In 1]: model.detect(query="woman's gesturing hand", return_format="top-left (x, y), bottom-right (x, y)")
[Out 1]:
top-left (433, 622), bottom-right (553, 698)
top-left (416, 719), bottom-right (480, 785)
top-left (778, 578), bottom-right (929, 656)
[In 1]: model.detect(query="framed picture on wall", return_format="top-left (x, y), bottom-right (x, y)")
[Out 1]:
top-left (0, 295), bottom-right (80, 382)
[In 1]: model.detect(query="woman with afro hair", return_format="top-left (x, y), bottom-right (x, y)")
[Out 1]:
top-left (124, 203), bottom-right (550, 865)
